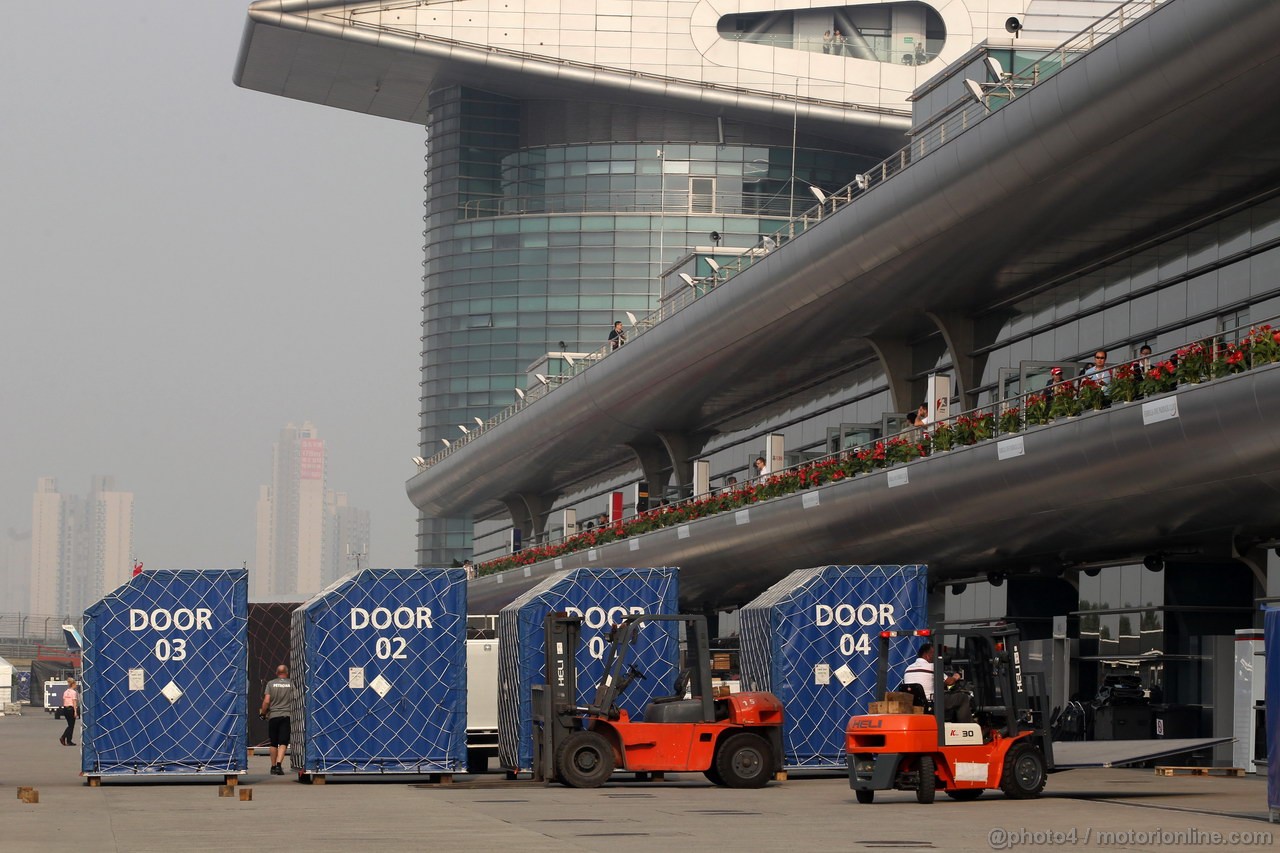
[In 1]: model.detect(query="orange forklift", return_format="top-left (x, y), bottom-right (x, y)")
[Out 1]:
top-left (533, 612), bottom-right (785, 788)
top-left (845, 622), bottom-right (1054, 803)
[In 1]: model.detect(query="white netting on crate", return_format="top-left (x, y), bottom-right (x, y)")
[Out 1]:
top-left (740, 565), bottom-right (926, 768)
top-left (81, 569), bottom-right (248, 776)
top-left (290, 568), bottom-right (466, 774)
top-left (497, 567), bottom-right (679, 771)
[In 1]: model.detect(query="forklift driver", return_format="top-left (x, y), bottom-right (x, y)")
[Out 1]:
top-left (903, 643), bottom-right (973, 723)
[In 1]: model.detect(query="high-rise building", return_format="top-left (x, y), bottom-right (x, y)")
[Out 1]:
top-left (326, 490), bottom-right (371, 586)
top-left (254, 422), bottom-right (370, 596)
top-left (27, 476), bottom-right (135, 617)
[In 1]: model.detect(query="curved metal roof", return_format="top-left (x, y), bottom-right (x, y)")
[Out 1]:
top-left (409, 0), bottom-right (1280, 518)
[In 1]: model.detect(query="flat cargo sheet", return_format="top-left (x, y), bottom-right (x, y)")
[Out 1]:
top-left (1053, 738), bottom-right (1231, 769)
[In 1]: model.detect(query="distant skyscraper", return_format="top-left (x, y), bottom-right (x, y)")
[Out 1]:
top-left (254, 422), bottom-right (370, 597)
top-left (28, 476), bottom-right (135, 617)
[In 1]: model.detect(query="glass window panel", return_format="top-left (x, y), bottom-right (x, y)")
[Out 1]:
top-left (662, 159), bottom-right (690, 174)
top-left (549, 217), bottom-right (582, 232)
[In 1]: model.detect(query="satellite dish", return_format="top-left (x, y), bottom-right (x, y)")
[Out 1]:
top-left (1005, 16), bottom-right (1022, 35)
top-left (514, 388), bottom-right (526, 400)
top-left (625, 311), bottom-right (638, 326)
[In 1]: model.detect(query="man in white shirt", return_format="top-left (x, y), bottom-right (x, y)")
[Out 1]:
top-left (903, 643), bottom-right (972, 722)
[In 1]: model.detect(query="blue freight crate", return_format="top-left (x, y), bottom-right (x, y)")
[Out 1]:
top-left (290, 568), bottom-right (467, 775)
top-left (497, 567), bottom-right (679, 772)
top-left (82, 569), bottom-right (248, 777)
top-left (739, 565), bottom-right (927, 768)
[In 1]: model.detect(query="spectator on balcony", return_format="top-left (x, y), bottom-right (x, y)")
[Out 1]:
top-left (915, 402), bottom-right (930, 427)
top-left (462, 559), bottom-right (476, 580)
top-left (822, 30), bottom-right (832, 54)
top-left (1136, 344), bottom-right (1153, 373)
top-left (753, 456), bottom-right (769, 480)
top-left (833, 28), bottom-right (847, 56)
top-left (1083, 350), bottom-right (1111, 386)
top-left (609, 321), bottom-right (627, 350)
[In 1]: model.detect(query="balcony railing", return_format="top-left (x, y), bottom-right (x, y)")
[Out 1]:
top-left (415, 0), bottom-right (1170, 470)
top-left (474, 314), bottom-right (1279, 576)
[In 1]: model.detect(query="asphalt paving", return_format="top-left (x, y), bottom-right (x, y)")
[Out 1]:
top-left (2, 711), bottom-right (1275, 852)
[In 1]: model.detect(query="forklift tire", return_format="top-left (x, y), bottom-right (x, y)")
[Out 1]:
top-left (714, 732), bottom-right (773, 789)
top-left (999, 742), bottom-right (1047, 799)
top-left (915, 756), bottom-right (936, 804)
top-left (703, 764), bottom-right (725, 786)
top-left (855, 789), bottom-right (874, 804)
top-left (945, 789), bottom-right (984, 801)
top-left (556, 731), bottom-right (616, 788)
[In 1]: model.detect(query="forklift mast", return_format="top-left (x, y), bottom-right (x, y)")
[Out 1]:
top-left (593, 614), bottom-right (713, 722)
top-left (870, 622), bottom-right (1053, 771)
top-left (938, 621), bottom-right (1055, 770)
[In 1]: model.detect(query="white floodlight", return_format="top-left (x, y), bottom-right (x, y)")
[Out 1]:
top-left (411, 456), bottom-right (426, 467)
top-left (535, 373), bottom-right (550, 386)
top-left (625, 311), bottom-right (639, 326)
top-left (514, 387), bottom-right (526, 400)
top-left (808, 185), bottom-right (828, 204)
top-left (563, 353), bottom-right (576, 366)
top-left (440, 438), bottom-right (452, 448)
top-left (984, 56), bottom-right (1006, 81)
top-left (458, 424), bottom-right (470, 434)
top-left (964, 79), bottom-right (989, 108)
top-left (705, 257), bottom-right (722, 273)
top-left (474, 417), bottom-right (485, 427)
top-left (678, 272), bottom-right (697, 288)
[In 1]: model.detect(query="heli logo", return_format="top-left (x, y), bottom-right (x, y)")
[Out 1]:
top-left (948, 727), bottom-right (977, 739)
top-left (849, 718), bottom-right (884, 729)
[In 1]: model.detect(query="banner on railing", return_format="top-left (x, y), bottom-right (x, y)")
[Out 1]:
top-left (927, 373), bottom-right (951, 424)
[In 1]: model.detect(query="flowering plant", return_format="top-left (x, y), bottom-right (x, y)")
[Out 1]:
top-left (1174, 342), bottom-right (1210, 384)
top-left (1250, 325), bottom-right (1280, 365)
top-left (954, 412), bottom-right (994, 445)
top-left (998, 406), bottom-right (1022, 434)
top-left (1077, 377), bottom-right (1106, 411)
top-left (886, 436), bottom-right (926, 464)
top-left (1108, 362), bottom-right (1139, 403)
top-left (1024, 392), bottom-right (1051, 425)
top-left (1140, 360), bottom-right (1177, 396)
top-left (931, 421), bottom-right (955, 451)
top-left (1049, 382), bottom-right (1082, 419)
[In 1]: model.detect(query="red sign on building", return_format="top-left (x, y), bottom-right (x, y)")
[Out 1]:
top-left (300, 438), bottom-right (325, 480)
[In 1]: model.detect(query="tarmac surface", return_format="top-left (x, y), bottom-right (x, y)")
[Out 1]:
top-left (2, 711), bottom-right (1275, 852)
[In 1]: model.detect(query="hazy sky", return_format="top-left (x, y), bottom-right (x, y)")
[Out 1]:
top-left (1, 2), bottom-right (426, 573)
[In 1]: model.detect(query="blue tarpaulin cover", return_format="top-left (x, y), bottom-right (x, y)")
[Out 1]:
top-left (291, 568), bottom-right (467, 774)
top-left (82, 569), bottom-right (248, 776)
top-left (739, 565), bottom-right (927, 768)
top-left (497, 567), bottom-right (679, 772)
top-left (1265, 607), bottom-right (1278, 814)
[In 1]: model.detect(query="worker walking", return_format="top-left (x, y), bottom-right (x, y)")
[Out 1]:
top-left (260, 664), bottom-right (294, 775)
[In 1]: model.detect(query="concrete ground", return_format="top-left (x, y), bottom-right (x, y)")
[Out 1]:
top-left (2, 711), bottom-right (1275, 852)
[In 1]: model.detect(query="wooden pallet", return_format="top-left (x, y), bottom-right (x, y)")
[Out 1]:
top-left (1154, 766), bottom-right (1245, 777)
top-left (300, 772), bottom-right (454, 786)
